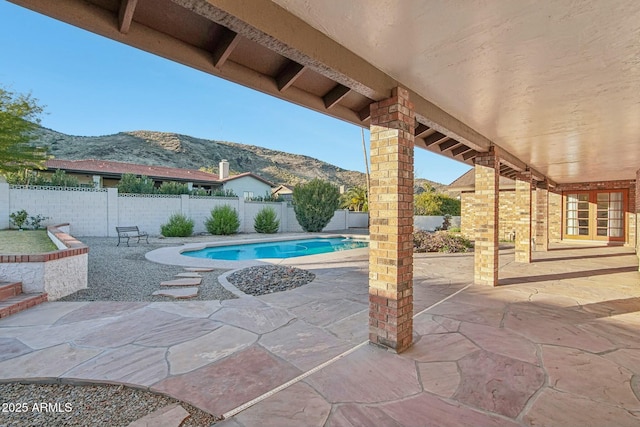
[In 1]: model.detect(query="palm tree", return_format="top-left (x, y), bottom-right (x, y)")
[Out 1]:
top-left (341, 186), bottom-right (368, 212)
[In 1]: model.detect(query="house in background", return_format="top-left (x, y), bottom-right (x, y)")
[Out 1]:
top-left (449, 169), bottom-right (635, 247)
top-left (271, 184), bottom-right (294, 202)
top-left (44, 159), bottom-right (274, 197)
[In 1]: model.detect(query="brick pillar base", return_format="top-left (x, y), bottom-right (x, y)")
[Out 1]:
top-left (534, 184), bottom-right (549, 252)
top-left (368, 87), bottom-right (414, 353)
top-left (474, 149), bottom-right (500, 286)
top-left (515, 172), bottom-right (532, 263)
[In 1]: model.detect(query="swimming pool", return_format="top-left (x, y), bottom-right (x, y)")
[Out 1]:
top-left (182, 237), bottom-right (368, 261)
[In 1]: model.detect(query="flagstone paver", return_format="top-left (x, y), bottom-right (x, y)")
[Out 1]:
top-left (175, 272), bottom-right (202, 278)
top-left (524, 388), bottom-right (640, 427)
top-left (147, 300), bottom-right (222, 318)
top-left (183, 267), bottom-right (214, 272)
top-left (74, 308), bottom-right (182, 348)
top-left (417, 361), bottom-right (460, 397)
top-left (259, 320), bottom-right (352, 371)
top-left (234, 382), bottom-right (331, 427)
top-left (64, 345), bottom-right (168, 387)
top-left (542, 345), bottom-right (640, 409)
top-left (159, 278), bottom-right (202, 287)
top-left (454, 350), bottom-right (545, 418)
top-left (305, 345), bottom-right (421, 403)
top-left (152, 287), bottom-right (199, 299)
top-left (0, 337), bottom-right (32, 362)
top-left (153, 345), bottom-right (302, 416)
top-left (1, 243), bottom-right (639, 426)
top-left (209, 305), bottom-right (295, 334)
top-left (0, 343), bottom-right (102, 380)
top-left (167, 325), bottom-right (256, 375)
top-left (133, 317), bottom-right (222, 347)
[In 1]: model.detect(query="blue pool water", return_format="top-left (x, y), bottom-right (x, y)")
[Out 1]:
top-left (182, 238), bottom-right (368, 261)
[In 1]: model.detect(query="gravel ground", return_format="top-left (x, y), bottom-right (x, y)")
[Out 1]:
top-left (0, 382), bottom-right (219, 426)
top-left (59, 237), bottom-right (237, 302)
top-left (227, 265), bottom-right (315, 296)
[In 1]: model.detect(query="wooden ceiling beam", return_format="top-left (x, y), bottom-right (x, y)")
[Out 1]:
top-left (276, 60), bottom-right (306, 92)
top-left (118, 0), bottom-right (138, 34)
top-left (422, 131), bottom-right (447, 147)
top-left (211, 28), bottom-right (241, 68)
top-left (414, 123), bottom-right (430, 138)
top-left (323, 84), bottom-right (350, 109)
top-left (451, 145), bottom-right (472, 156)
top-left (358, 104), bottom-right (372, 122)
top-left (438, 139), bottom-right (460, 152)
top-left (463, 150), bottom-right (478, 161)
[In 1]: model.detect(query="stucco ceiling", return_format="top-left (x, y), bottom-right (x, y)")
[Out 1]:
top-left (272, 0), bottom-right (640, 183)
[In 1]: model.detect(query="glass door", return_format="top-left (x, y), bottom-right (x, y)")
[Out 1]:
top-left (565, 193), bottom-right (590, 238)
top-left (564, 190), bottom-right (626, 242)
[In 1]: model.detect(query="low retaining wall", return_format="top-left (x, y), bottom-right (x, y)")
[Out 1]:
top-left (0, 224), bottom-right (88, 300)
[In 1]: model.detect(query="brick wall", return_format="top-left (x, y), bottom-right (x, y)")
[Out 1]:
top-left (368, 87), bottom-right (414, 352)
top-left (461, 190), bottom-right (515, 241)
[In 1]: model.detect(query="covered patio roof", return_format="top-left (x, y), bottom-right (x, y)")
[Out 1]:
top-left (11, 0), bottom-right (639, 184)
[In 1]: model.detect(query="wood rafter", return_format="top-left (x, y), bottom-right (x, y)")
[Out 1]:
top-left (323, 84), bottom-right (350, 109)
top-left (118, 0), bottom-right (138, 34)
top-left (358, 104), bottom-right (372, 122)
top-left (451, 145), bottom-right (472, 156)
top-left (414, 123), bottom-right (430, 138)
top-left (422, 131), bottom-right (447, 146)
top-left (463, 150), bottom-right (478, 161)
top-left (276, 61), bottom-right (306, 92)
top-left (438, 139), bottom-right (460, 152)
top-left (211, 28), bottom-right (241, 68)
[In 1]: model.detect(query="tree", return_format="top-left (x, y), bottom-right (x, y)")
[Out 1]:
top-left (414, 191), bottom-right (460, 216)
top-left (0, 87), bottom-right (48, 175)
top-left (293, 179), bottom-right (340, 232)
top-left (341, 186), bottom-right (368, 212)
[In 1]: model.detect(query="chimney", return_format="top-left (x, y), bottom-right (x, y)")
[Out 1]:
top-left (219, 159), bottom-right (229, 180)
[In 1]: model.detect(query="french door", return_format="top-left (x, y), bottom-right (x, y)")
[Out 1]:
top-left (565, 190), bottom-right (626, 242)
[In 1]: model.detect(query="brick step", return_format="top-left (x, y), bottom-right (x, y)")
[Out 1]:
top-left (0, 282), bottom-right (23, 302)
top-left (0, 293), bottom-right (48, 319)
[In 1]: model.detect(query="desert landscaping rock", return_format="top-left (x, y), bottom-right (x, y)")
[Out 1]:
top-left (59, 238), bottom-right (236, 302)
top-left (227, 265), bottom-right (315, 296)
top-left (152, 288), bottom-right (200, 299)
top-left (0, 382), bottom-right (218, 427)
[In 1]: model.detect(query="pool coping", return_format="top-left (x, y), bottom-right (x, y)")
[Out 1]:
top-left (144, 233), bottom-right (369, 271)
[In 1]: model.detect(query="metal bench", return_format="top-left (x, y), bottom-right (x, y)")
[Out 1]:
top-left (116, 226), bottom-right (149, 246)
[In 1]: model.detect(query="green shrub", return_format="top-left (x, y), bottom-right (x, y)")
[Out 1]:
top-left (413, 230), bottom-right (472, 253)
top-left (205, 205), bottom-right (240, 235)
top-left (292, 179), bottom-right (340, 232)
top-left (158, 181), bottom-right (190, 195)
top-left (117, 173), bottom-right (156, 194)
top-left (190, 188), bottom-right (209, 196)
top-left (211, 188), bottom-right (237, 197)
top-left (49, 169), bottom-right (79, 187)
top-left (448, 227), bottom-right (461, 233)
top-left (160, 213), bottom-right (194, 237)
top-left (254, 206), bottom-right (280, 233)
top-left (9, 209), bottom-right (28, 229)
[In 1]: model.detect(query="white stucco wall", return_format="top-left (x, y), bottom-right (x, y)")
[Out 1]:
top-left (222, 176), bottom-right (272, 199)
top-left (43, 253), bottom-right (88, 300)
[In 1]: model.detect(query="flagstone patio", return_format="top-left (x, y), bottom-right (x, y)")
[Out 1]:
top-left (0, 242), bottom-right (639, 426)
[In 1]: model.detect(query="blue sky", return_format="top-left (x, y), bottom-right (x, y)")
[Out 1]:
top-left (0, 2), bottom-right (471, 184)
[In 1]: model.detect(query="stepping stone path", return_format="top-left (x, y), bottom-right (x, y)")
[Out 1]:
top-left (184, 267), bottom-right (214, 272)
top-left (152, 269), bottom-right (208, 300)
top-left (160, 278), bottom-right (202, 287)
top-left (127, 403), bottom-right (190, 427)
top-left (175, 272), bottom-right (203, 278)
top-left (152, 288), bottom-right (200, 299)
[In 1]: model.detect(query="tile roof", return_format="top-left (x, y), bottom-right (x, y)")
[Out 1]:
top-left (46, 159), bottom-right (222, 183)
top-left (219, 172), bottom-right (275, 187)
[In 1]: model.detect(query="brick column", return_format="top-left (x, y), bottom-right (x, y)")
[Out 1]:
top-left (534, 182), bottom-right (549, 252)
top-left (548, 190), bottom-right (563, 242)
top-left (474, 148), bottom-right (500, 286)
top-left (636, 170), bottom-right (640, 268)
top-left (514, 172), bottom-right (532, 263)
top-left (368, 87), bottom-right (414, 353)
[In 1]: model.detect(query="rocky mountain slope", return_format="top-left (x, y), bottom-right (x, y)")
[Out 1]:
top-left (32, 126), bottom-right (446, 190)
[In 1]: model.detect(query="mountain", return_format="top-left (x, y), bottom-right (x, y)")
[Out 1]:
top-left (32, 126), bottom-right (447, 190)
